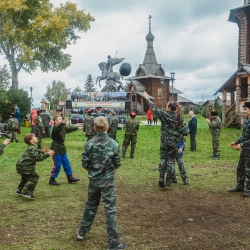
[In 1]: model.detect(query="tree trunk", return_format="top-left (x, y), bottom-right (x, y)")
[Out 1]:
top-left (11, 67), bottom-right (18, 89)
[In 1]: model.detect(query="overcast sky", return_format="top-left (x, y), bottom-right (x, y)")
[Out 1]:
top-left (1, 0), bottom-right (245, 107)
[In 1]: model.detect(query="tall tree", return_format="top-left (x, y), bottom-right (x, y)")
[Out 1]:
top-left (84, 74), bottom-right (96, 92)
top-left (0, 65), bottom-right (10, 90)
top-left (73, 86), bottom-right (82, 92)
top-left (0, 0), bottom-right (94, 89)
top-left (44, 80), bottom-right (69, 110)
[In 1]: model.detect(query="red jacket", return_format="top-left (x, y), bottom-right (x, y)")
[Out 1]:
top-left (31, 109), bottom-right (37, 126)
top-left (147, 109), bottom-right (152, 120)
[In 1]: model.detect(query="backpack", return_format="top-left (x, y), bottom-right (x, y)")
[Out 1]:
top-left (8, 118), bottom-right (19, 131)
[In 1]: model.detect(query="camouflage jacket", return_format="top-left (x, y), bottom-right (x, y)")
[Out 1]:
top-left (235, 118), bottom-right (250, 148)
top-left (51, 123), bottom-right (78, 154)
top-left (146, 98), bottom-right (180, 142)
top-left (7, 117), bottom-right (19, 131)
top-left (84, 115), bottom-right (96, 136)
top-left (125, 118), bottom-right (139, 135)
top-left (0, 143), bottom-right (6, 156)
top-left (82, 133), bottom-right (121, 179)
top-left (108, 116), bottom-right (118, 138)
top-left (208, 117), bottom-right (221, 136)
top-left (16, 144), bottom-right (50, 174)
top-left (34, 115), bottom-right (44, 133)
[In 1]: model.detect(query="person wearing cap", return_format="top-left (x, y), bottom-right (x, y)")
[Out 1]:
top-left (206, 110), bottom-right (221, 160)
top-left (229, 101), bottom-right (250, 197)
top-left (7, 113), bottom-right (19, 143)
top-left (94, 107), bottom-right (105, 117)
top-left (84, 108), bottom-right (96, 141)
top-left (108, 110), bottom-right (118, 141)
top-left (122, 111), bottom-right (139, 159)
top-left (144, 91), bottom-right (186, 188)
top-left (34, 109), bottom-right (45, 149)
top-left (13, 104), bottom-right (22, 134)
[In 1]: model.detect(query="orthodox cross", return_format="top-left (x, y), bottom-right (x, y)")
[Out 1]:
top-left (148, 15), bottom-right (152, 32)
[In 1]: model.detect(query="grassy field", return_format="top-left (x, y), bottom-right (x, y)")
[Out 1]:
top-left (0, 114), bottom-right (249, 250)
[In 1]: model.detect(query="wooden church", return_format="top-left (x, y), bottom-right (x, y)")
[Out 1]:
top-left (215, 0), bottom-right (250, 127)
top-left (126, 16), bottom-right (179, 113)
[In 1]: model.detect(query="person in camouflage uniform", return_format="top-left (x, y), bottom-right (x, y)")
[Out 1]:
top-left (49, 115), bottom-right (80, 186)
top-left (84, 108), bottom-right (96, 141)
top-left (206, 110), bottom-right (221, 160)
top-left (34, 109), bottom-right (45, 149)
top-left (7, 113), bottom-right (19, 143)
top-left (229, 102), bottom-right (250, 197)
top-left (42, 110), bottom-right (51, 138)
top-left (122, 111), bottom-right (140, 159)
top-left (77, 116), bottom-right (126, 250)
top-left (172, 135), bottom-right (189, 185)
top-left (16, 133), bottom-right (54, 200)
top-left (0, 139), bottom-right (11, 156)
top-left (144, 91), bottom-right (185, 188)
top-left (108, 110), bottom-right (118, 141)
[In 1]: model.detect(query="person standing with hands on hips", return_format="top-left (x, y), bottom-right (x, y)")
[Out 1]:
top-left (229, 102), bottom-right (250, 197)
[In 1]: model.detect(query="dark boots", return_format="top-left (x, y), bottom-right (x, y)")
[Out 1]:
top-left (67, 175), bottom-right (80, 184)
top-left (122, 146), bottom-right (126, 158)
top-left (49, 177), bottom-right (60, 186)
top-left (165, 175), bottom-right (171, 187)
top-left (159, 174), bottom-right (165, 188)
top-left (130, 149), bottom-right (135, 159)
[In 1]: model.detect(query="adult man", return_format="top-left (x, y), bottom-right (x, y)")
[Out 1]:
top-left (42, 110), bottom-right (51, 138)
top-left (144, 91), bottom-right (181, 188)
top-left (108, 110), bottom-right (118, 141)
top-left (34, 109), bottom-right (45, 149)
top-left (122, 112), bottom-right (139, 159)
top-left (229, 102), bottom-right (250, 197)
top-left (84, 108), bottom-right (96, 141)
top-left (188, 110), bottom-right (197, 151)
top-left (94, 107), bottom-right (105, 117)
top-left (206, 110), bottom-right (221, 160)
top-left (13, 104), bottom-right (22, 134)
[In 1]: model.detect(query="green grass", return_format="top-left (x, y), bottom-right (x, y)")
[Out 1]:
top-left (0, 117), bottom-right (243, 249)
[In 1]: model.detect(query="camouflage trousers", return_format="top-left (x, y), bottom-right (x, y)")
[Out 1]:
top-left (212, 134), bottom-right (220, 156)
top-left (10, 132), bottom-right (17, 142)
top-left (159, 139), bottom-right (177, 178)
top-left (36, 131), bottom-right (43, 148)
top-left (122, 134), bottom-right (137, 150)
top-left (235, 149), bottom-right (250, 191)
top-left (17, 172), bottom-right (39, 195)
top-left (173, 152), bottom-right (188, 182)
top-left (80, 178), bottom-right (120, 246)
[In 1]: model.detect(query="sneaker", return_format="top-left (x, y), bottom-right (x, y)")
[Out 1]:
top-left (21, 194), bottom-right (35, 200)
top-left (16, 190), bottom-right (22, 195)
top-left (77, 227), bottom-right (86, 240)
top-left (228, 187), bottom-right (244, 192)
top-left (107, 242), bottom-right (127, 250)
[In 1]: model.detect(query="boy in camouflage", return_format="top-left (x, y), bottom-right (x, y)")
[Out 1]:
top-left (16, 133), bottom-right (54, 200)
top-left (34, 109), bottom-right (45, 149)
top-left (77, 116), bottom-right (126, 250)
top-left (49, 115), bottom-right (80, 186)
top-left (122, 112), bottom-right (140, 158)
top-left (0, 139), bottom-right (11, 156)
top-left (7, 113), bottom-right (19, 143)
top-left (84, 108), bottom-right (96, 141)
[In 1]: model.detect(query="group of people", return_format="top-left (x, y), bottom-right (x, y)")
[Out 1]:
top-left (2, 97), bottom-right (250, 250)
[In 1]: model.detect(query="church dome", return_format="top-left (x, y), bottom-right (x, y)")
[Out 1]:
top-left (146, 31), bottom-right (154, 41)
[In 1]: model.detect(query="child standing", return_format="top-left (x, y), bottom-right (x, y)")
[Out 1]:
top-left (7, 113), bottom-right (19, 143)
top-left (49, 115), bottom-right (80, 186)
top-left (16, 133), bottom-right (54, 200)
top-left (77, 116), bottom-right (126, 250)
